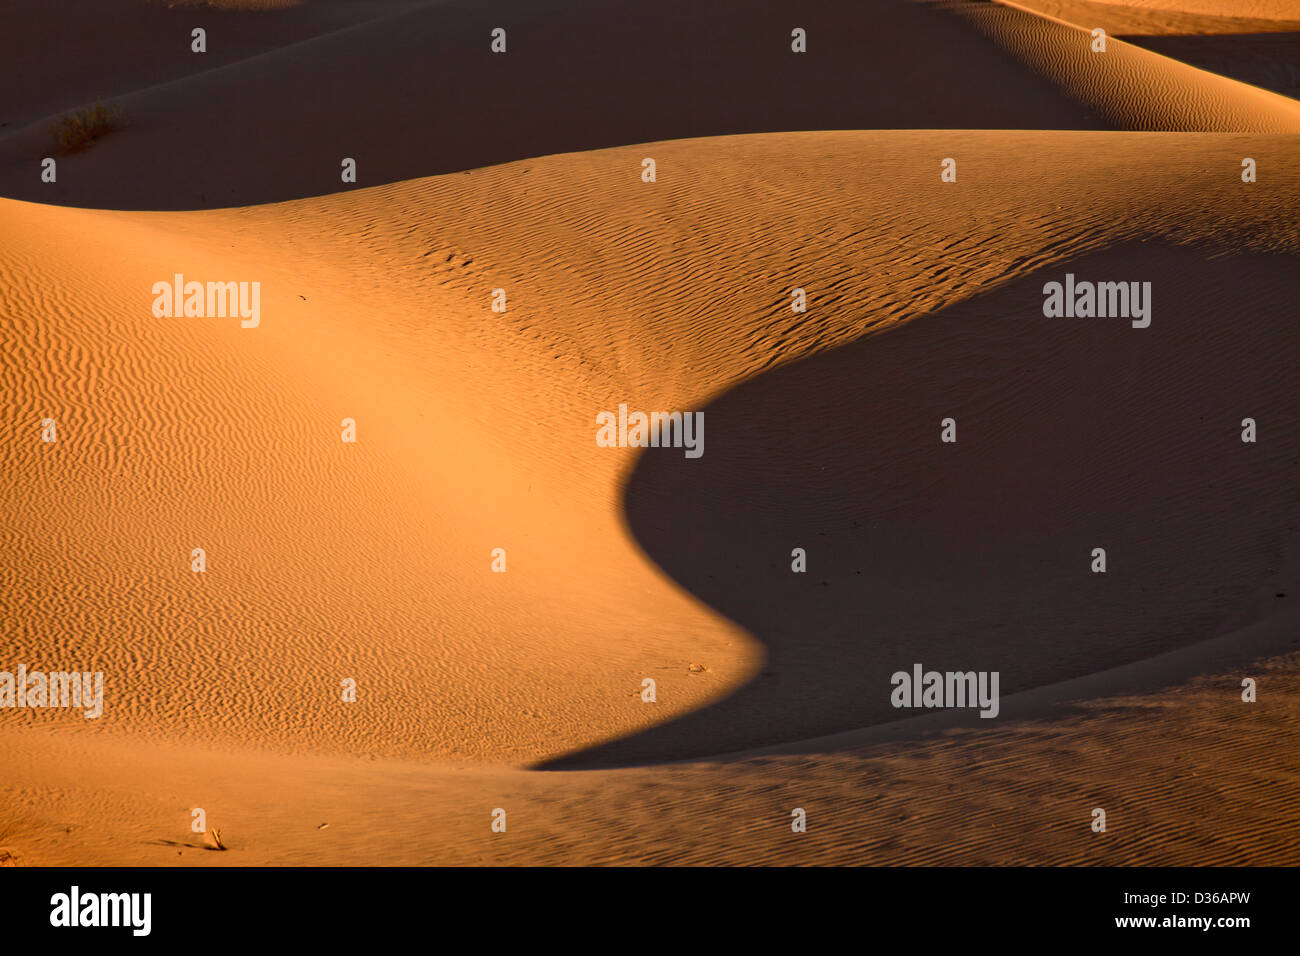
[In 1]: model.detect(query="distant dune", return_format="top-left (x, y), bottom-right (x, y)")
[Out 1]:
top-left (1011, 0), bottom-right (1300, 32)
top-left (2, 0), bottom-right (1297, 866)
top-left (1003, 0), bottom-right (1300, 97)
top-left (0, 0), bottom-right (419, 131)
top-left (4, 0), bottom-right (1300, 210)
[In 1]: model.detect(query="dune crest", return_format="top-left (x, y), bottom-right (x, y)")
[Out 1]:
top-left (5, 0), bottom-right (1300, 211)
top-left (4, 0), bottom-right (1298, 870)
top-left (4, 129), bottom-right (1298, 769)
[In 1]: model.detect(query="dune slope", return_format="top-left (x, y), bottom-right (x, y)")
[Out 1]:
top-left (5, 0), bottom-right (1300, 210)
top-left (3, 648), bottom-right (1298, 866)
top-left (3, 129), bottom-right (1298, 773)
top-left (3, 1), bottom-right (1299, 869)
top-left (0, 0), bottom-right (419, 131)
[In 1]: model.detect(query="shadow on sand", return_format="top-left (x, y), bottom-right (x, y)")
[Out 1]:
top-left (0, 0), bottom-right (1109, 210)
top-left (541, 240), bottom-right (1300, 769)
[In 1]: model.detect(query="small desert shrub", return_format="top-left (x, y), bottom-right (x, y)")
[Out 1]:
top-left (51, 100), bottom-right (120, 152)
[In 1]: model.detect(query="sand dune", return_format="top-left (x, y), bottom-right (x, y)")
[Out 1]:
top-left (4, 0), bottom-right (1300, 211)
top-left (1010, 0), bottom-right (1300, 34)
top-left (2, 1), bottom-right (1298, 867)
top-left (0, 0), bottom-right (418, 132)
top-left (1126, 31), bottom-right (1299, 101)
top-left (958, 2), bottom-right (1300, 128)
top-left (1002, 0), bottom-right (1300, 99)
top-left (585, 238), bottom-right (1300, 765)
top-left (4, 130), bottom-right (1297, 770)
top-left (4, 648), bottom-right (1299, 866)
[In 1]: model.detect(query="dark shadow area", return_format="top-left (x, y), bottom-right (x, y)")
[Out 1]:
top-left (0, 0), bottom-right (417, 131)
top-left (1125, 31), bottom-right (1300, 100)
top-left (0, 0), bottom-right (1109, 210)
top-left (541, 240), bottom-right (1300, 768)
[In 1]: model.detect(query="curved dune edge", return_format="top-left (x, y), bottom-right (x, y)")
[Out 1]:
top-left (3, 129), bottom-right (1298, 771)
top-left (4, 0), bottom-right (1300, 212)
top-left (549, 234), bottom-right (1300, 768)
top-left (970, 1), bottom-right (1300, 130)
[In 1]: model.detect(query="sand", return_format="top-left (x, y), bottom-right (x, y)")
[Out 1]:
top-left (1, 0), bottom-right (1298, 865)
top-left (1003, 0), bottom-right (1300, 98)
top-left (6, 0), bottom-right (1300, 211)
top-left (1009, 0), bottom-right (1300, 34)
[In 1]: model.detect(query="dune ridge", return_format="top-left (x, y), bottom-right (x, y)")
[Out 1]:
top-left (959, 1), bottom-right (1300, 129)
top-left (3, 0), bottom-right (1298, 867)
top-left (1007, 0), bottom-right (1300, 34)
top-left (4, 129), bottom-right (1298, 770)
top-left (5, 0), bottom-right (1300, 212)
top-left (0, 0), bottom-right (421, 131)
